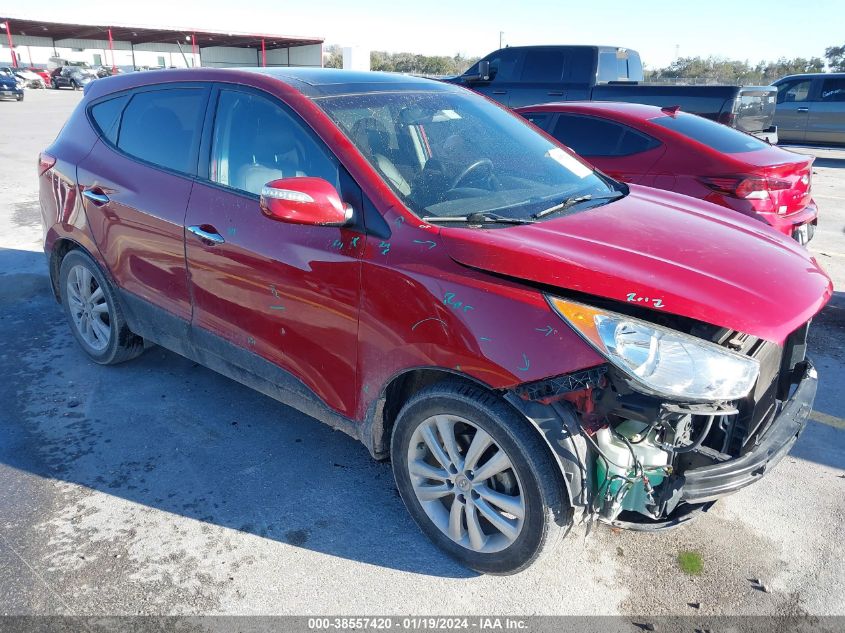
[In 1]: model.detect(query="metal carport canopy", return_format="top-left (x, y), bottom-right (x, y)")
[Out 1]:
top-left (0, 16), bottom-right (323, 49)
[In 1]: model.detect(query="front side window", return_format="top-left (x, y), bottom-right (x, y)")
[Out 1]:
top-left (316, 89), bottom-right (618, 221)
top-left (552, 114), bottom-right (660, 157)
top-left (777, 79), bottom-right (812, 104)
top-left (117, 88), bottom-right (206, 173)
top-left (209, 89), bottom-right (339, 196)
top-left (819, 78), bottom-right (845, 102)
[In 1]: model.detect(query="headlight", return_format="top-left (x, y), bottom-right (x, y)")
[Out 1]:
top-left (548, 297), bottom-right (760, 402)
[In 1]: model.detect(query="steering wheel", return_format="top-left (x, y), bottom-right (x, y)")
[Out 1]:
top-left (450, 159), bottom-right (494, 190)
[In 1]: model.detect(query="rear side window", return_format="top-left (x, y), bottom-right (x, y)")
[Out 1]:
top-left (551, 114), bottom-right (660, 157)
top-left (117, 88), bottom-right (206, 174)
top-left (651, 112), bottom-right (768, 154)
top-left (819, 78), bottom-right (845, 102)
top-left (521, 50), bottom-right (565, 82)
top-left (89, 95), bottom-right (129, 143)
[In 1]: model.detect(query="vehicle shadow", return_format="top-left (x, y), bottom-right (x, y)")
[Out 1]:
top-left (0, 247), bottom-right (475, 579)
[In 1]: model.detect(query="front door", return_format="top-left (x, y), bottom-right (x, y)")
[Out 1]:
top-left (184, 86), bottom-right (363, 417)
top-left (774, 78), bottom-right (814, 142)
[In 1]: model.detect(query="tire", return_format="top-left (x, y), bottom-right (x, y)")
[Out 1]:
top-left (72, 81), bottom-right (80, 90)
top-left (58, 249), bottom-right (144, 365)
top-left (16, 94), bottom-right (23, 102)
top-left (391, 381), bottom-right (571, 574)
top-left (51, 80), bottom-right (58, 89)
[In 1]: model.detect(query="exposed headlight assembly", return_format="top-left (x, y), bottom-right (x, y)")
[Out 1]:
top-left (548, 297), bottom-right (760, 402)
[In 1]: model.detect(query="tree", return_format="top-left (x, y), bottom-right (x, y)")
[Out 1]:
top-left (826, 44), bottom-right (845, 71)
top-left (323, 44), bottom-right (343, 69)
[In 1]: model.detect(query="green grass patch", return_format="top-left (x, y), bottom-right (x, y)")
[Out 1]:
top-left (677, 550), bottom-right (704, 575)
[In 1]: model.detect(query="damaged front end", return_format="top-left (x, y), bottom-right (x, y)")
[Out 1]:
top-left (509, 297), bottom-right (817, 529)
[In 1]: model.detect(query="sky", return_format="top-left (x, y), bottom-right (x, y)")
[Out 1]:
top-left (5, 0), bottom-right (843, 68)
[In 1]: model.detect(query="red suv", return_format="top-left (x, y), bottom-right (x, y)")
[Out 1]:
top-left (39, 69), bottom-right (831, 574)
top-left (517, 102), bottom-right (818, 244)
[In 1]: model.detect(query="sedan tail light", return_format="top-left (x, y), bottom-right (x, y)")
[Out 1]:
top-left (38, 152), bottom-right (56, 176)
top-left (700, 175), bottom-right (791, 201)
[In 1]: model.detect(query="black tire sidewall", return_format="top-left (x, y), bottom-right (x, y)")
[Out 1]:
top-left (58, 250), bottom-right (122, 364)
top-left (392, 387), bottom-right (564, 574)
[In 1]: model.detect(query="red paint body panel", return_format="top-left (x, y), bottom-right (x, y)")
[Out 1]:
top-left (442, 185), bottom-right (832, 345)
top-left (184, 181), bottom-right (363, 417)
top-left (515, 102), bottom-right (818, 236)
top-left (40, 69), bottom-right (832, 430)
top-left (78, 142), bottom-right (193, 320)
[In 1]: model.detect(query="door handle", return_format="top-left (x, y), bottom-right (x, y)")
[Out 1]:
top-left (82, 188), bottom-right (110, 205)
top-left (547, 91), bottom-right (565, 96)
top-left (797, 107), bottom-right (809, 112)
top-left (187, 225), bottom-right (225, 245)
top-left (492, 90), bottom-right (507, 95)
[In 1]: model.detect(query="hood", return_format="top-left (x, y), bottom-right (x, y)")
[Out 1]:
top-left (441, 185), bottom-right (832, 343)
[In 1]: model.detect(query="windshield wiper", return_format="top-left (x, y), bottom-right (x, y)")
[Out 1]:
top-left (532, 192), bottom-right (624, 219)
top-left (423, 212), bottom-right (535, 225)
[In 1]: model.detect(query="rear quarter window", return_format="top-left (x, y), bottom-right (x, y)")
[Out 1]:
top-left (117, 88), bottom-right (206, 174)
top-left (89, 95), bottom-right (129, 144)
top-left (651, 113), bottom-right (769, 154)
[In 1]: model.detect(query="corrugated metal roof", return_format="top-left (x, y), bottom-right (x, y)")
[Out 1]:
top-left (0, 16), bottom-right (323, 49)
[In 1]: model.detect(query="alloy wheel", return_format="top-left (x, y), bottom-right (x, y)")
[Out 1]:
top-left (66, 264), bottom-right (111, 351)
top-left (406, 414), bottom-right (525, 553)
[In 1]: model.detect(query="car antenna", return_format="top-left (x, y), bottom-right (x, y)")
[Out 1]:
top-left (661, 105), bottom-right (681, 116)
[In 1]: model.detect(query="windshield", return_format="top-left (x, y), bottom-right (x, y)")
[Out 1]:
top-left (314, 90), bottom-right (619, 221)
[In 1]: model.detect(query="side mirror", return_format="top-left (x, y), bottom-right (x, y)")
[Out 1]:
top-left (260, 177), bottom-right (353, 227)
top-left (465, 60), bottom-right (491, 84)
top-left (478, 60), bottom-right (491, 81)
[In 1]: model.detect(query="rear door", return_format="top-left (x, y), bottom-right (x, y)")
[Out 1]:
top-left (507, 48), bottom-right (567, 108)
top-left (774, 78), bottom-right (814, 142)
top-left (184, 85), bottom-right (364, 418)
top-left (546, 112), bottom-right (664, 182)
top-left (78, 84), bottom-right (209, 328)
top-left (805, 76), bottom-right (845, 144)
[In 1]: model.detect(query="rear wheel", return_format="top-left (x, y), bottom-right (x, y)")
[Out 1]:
top-left (391, 381), bottom-right (571, 574)
top-left (59, 250), bottom-right (144, 365)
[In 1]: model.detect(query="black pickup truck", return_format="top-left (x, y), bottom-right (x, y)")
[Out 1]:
top-left (444, 46), bottom-right (778, 141)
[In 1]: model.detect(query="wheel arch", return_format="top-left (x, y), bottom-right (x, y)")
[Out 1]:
top-left (364, 366), bottom-right (586, 509)
top-left (48, 237), bottom-right (85, 302)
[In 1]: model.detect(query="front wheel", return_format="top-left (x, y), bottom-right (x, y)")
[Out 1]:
top-left (391, 381), bottom-right (571, 574)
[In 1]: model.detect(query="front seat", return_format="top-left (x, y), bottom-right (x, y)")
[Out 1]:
top-left (350, 117), bottom-right (411, 196)
top-left (236, 126), bottom-right (305, 195)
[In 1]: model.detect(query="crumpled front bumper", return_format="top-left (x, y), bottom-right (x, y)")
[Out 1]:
top-left (680, 361), bottom-right (817, 505)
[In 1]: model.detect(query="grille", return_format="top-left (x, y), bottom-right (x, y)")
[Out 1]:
top-left (719, 322), bottom-right (809, 456)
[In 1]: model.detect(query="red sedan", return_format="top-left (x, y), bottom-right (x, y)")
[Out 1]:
top-left (516, 102), bottom-right (818, 244)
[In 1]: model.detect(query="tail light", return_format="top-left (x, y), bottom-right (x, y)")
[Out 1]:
top-left (701, 175), bottom-right (791, 201)
top-left (38, 152), bottom-right (56, 176)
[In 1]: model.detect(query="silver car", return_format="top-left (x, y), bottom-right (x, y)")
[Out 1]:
top-left (773, 73), bottom-right (845, 145)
